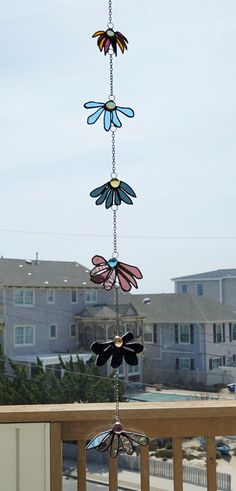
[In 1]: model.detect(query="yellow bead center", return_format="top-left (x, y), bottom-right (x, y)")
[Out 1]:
top-left (114, 336), bottom-right (123, 348)
top-left (110, 178), bottom-right (120, 189)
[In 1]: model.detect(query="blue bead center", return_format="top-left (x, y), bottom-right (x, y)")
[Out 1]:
top-left (108, 258), bottom-right (118, 268)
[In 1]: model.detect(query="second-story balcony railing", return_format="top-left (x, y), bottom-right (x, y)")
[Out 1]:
top-left (0, 400), bottom-right (236, 491)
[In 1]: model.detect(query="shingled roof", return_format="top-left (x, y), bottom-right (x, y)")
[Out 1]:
top-left (0, 257), bottom-right (97, 288)
top-left (119, 293), bottom-right (236, 323)
top-left (77, 303), bottom-right (139, 319)
top-left (172, 269), bottom-right (236, 281)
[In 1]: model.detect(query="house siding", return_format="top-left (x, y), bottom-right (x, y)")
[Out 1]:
top-left (176, 280), bottom-right (220, 302)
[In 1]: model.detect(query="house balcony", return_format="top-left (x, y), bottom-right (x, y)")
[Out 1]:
top-left (0, 400), bottom-right (236, 491)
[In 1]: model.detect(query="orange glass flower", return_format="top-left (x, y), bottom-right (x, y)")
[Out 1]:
top-left (92, 28), bottom-right (128, 55)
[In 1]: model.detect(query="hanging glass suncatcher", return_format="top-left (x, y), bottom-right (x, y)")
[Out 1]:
top-left (84, 0), bottom-right (148, 458)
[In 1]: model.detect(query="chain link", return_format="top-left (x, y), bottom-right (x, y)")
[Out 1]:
top-left (114, 369), bottom-right (120, 420)
top-left (113, 209), bottom-right (118, 255)
top-left (111, 131), bottom-right (116, 174)
top-left (108, 0), bottom-right (112, 24)
top-left (109, 54), bottom-right (114, 97)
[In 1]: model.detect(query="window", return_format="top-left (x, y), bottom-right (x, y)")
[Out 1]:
top-left (179, 324), bottom-right (190, 343)
top-left (209, 357), bottom-right (226, 369)
top-left (128, 361), bottom-right (140, 375)
top-left (14, 326), bottom-right (34, 345)
top-left (180, 358), bottom-right (190, 370)
top-left (118, 364), bottom-right (124, 376)
top-left (197, 284), bottom-right (203, 296)
top-left (47, 289), bottom-right (55, 304)
top-left (232, 324), bottom-right (236, 341)
top-left (49, 324), bottom-right (57, 339)
top-left (14, 289), bottom-right (34, 306)
top-left (85, 290), bottom-right (97, 303)
top-left (181, 284), bottom-right (188, 293)
top-left (213, 324), bottom-right (225, 343)
top-left (70, 289), bottom-right (78, 303)
top-left (70, 324), bottom-right (77, 337)
top-left (143, 326), bottom-right (153, 343)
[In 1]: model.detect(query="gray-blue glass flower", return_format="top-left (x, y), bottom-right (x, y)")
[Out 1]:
top-left (84, 100), bottom-right (134, 131)
top-left (90, 178), bottom-right (136, 209)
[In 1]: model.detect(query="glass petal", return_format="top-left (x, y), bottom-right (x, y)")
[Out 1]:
top-left (126, 432), bottom-right (149, 446)
top-left (104, 268), bottom-right (116, 291)
top-left (86, 430), bottom-right (110, 450)
top-left (111, 110), bottom-right (122, 127)
top-left (105, 189), bottom-right (114, 209)
top-left (116, 270), bottom-right (132, 292)
top-left (118, 262), bottom-right (143, 279)
top-left (110, 348), bottom-right (123, 368)
top-left (114, 190), bottom-right (121, 206)
top-left (110, 434), bottom-right (119, 458)
top-left (96, 344), bottom-right (114, 366)
top-left (120, 181), bottom-right (136, 197)
top-left (90, 341), bottom-right (112, 355)
top-left (122, 332), bottom-right (134, 343)
top-left (98, 432), bottom-right (114, 452)
top-left (96, 187), bottom-right (110, 205)
top-left (120, 434), bottom-right (134, 455)
top-left (123, 348), bottom-right (138, 366)
top-left (126, 342), bottom-right (143, 354)
top-left (92, 256), bottom-right (107, 266)
top-left (117, 268), bottom-right (138, 289)
top-left (87, 107), bottom-right (104, 125)
top-left (90, 183), bottom-right (108, 198)
top-left (90, 263), bottom-right (108, 276)
top-left (116, 37), bottom-right (125, 53)
top-left (92, 31), bottom-right (105, 37)
top-left (104, 110), bottom-right (112, 131)
top-left (116, 106), bottom-right (134, 118)
top-left (117, 188), bottom-right (133, 205)
top-left (84, 101), bottom-right (104, 108)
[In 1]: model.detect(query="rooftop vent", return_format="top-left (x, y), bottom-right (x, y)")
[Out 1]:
top-left (25, 259), bottom-right (32, 265)
top-left (143, 297), bottom-right (150, 304)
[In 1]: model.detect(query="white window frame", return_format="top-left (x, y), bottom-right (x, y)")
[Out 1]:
top-left (14, 325), bottom-right (35, 346)
top-left (70, 323), bottom-right (77, 338)
top-left (212, 357), bottom-right (222, 369)
top-left (179, 324), bottom-right (190, 344)
top-left (14, 289), bottom-right (35, 306)
top-left (232, 324), bottom-right (236, 341)
top-left (85, 290), bottom-right (97, 304)
top-left (70, 289), bottom-right (78, 304)
top-left (215, 324), bottom-right (224, 343)
top-left (47, 289), bottom-right (55, 304)
top-left (179, 358), bottom-right (191, 370)
top-left (143, 325), bottom-right (153, 343)
top-left (49, 324), bottom-right (57, 339)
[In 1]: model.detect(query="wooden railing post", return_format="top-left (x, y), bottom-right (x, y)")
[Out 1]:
top-left (109, 454), bottom-right (118, 491)
top-left (50, 422), bottom-right (62, 491)
top-left (140, 444), bottom-right (150, 491)
top-left (173, 437), bottom-right (183, 491)
top-left (206, 436), bottom-right (217, 491)
top-left (77, 441), bottom-right (86, 491)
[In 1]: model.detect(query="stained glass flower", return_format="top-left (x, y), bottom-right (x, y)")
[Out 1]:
top-left (91, 332), bottom-right (143, 368)
top-left (90, 255), bottom-right (142, 292)
top-left (86, 421), bottom-right (148, 458)
top-left (90, 178), bottom-right (136, 208)
top-left (92, 29), bottom-right (128, 56)
top-left (84, 101), bottom-right (134, 131)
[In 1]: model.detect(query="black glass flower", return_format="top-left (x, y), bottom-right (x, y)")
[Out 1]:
top-left (90, 178), bottom-right (136, 208)
top-left (90, 255), bottom-right (142, 292)
top-left (92, 29), bottom-right (128, 56)
top-left (86, 421), bottom-right (149, 458)
top-left (91, 332), bottom-right (143, 368)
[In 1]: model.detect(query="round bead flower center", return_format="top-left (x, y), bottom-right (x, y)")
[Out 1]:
top-left (106, 29), bottom-right (115, 38)
top-left (113, 422), bottom-right (123, 434)
top-left (110, 178), bottom-right (120, 189)
top-left (108, 257), bottom-right (118, 268)
top-left (105, 101), bottom-right (116, 111)
top-left (114, 335), bottom-right (123, 348)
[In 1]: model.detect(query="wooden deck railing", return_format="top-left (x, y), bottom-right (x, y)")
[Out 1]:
top-left (0, 399), bottom-right (236, 491)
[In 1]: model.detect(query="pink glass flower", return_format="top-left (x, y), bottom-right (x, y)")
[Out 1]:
top-left (90, 255), bottom-right (142, 292)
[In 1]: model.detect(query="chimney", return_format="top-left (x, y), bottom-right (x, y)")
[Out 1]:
top-left (35, 252), bottom-right (39, 265)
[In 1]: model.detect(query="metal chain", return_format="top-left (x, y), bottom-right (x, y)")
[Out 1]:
top-left (114, 369), bottom-right (120, 420)
top-left (109, 54), bottom-right (114, 98)
top-left (108, 0), bottom-right (112, 25)
top-left (113, 209), bottom-right (118, 255)
top-left (111, 131), bottom-right (116, 175)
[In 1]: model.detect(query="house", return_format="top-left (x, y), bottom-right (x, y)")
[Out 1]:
top-left (120, 293), bottom-right (236, 386)
top-left (172, 269), bottom-right (236, 310)
top-left (0, 257), bottom-right (112, 369)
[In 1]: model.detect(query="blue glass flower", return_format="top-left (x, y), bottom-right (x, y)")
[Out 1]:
top-left (90, 178), bottom-right (136, 208)
top-left (84, 100), bottom-right (134, 131)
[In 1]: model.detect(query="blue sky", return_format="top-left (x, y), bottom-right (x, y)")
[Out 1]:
top-left (0, 0), bottom-right (236, 293)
